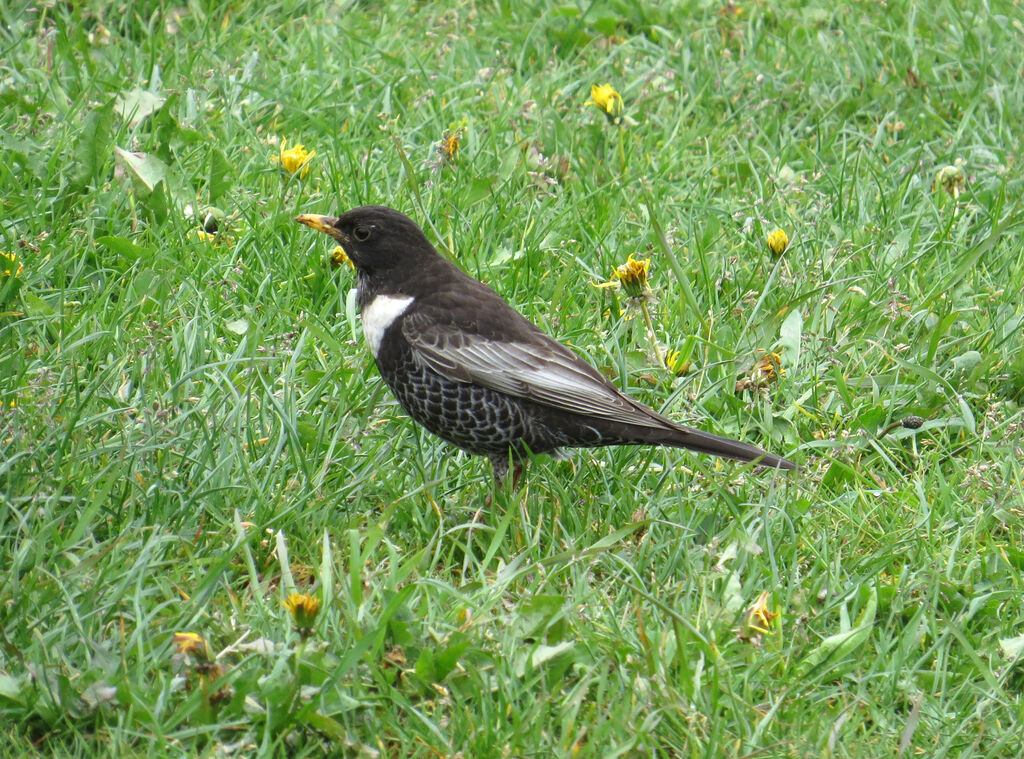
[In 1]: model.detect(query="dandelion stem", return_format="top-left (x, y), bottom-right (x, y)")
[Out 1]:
top-left (617, 127), bottom-right (626, 175)
top-left (638, 299), bottom-right (662, 368)
top-left (644, 197), bottom-right (708, 333)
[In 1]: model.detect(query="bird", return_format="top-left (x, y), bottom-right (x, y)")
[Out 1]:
top-left (296, 206), bottom-right (796, 484)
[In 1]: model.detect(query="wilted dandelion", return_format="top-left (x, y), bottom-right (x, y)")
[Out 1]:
top-left (429, 118), bottom-right (468, 172)
top-left (88, 24), bottom-right (112, 46)
top-left (437, 123), bottom-right (465, 162)
top-left (718, 2), bottom-right (744, 18)
top-left (935, 163), bottom-right (966, 199)
top-left (754, 351), bottom-right (784, 381)
top-left (616, 254), bottom-right (650, 297)
top-left (171, 632), bottom-right (230, 707)
top-left (439, 132), bottom-right (460, 159)
top-left (735, 350), bottom-right (785, 393)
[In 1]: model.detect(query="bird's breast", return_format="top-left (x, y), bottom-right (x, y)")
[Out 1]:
top-left (360, 293), bottom-right (416, 358)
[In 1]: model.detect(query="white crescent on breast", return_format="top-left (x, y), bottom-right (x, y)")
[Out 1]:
top-left (361, 294), bottom-right (415, 357)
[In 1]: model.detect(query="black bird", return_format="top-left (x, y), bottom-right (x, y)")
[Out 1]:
top-left (296, 206), bottom-right (796, 483)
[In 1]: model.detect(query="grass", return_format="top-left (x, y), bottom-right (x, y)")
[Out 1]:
top-left (1, 0), bottom-right (1023, 755)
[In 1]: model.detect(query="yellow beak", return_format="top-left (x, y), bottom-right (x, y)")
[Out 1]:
top-left (294, 214), bottom-right (348, 243)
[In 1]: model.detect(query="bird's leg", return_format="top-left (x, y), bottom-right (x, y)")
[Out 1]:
top-left (489, 455), bottom-right (524, 489)
top-left (491, 456), bottom-right (510, 485)
top-left (483, 455), bottom-right (523, 509)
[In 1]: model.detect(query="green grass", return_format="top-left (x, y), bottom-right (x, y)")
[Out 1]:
top-left (2, 0), bottom-right (1023, 755)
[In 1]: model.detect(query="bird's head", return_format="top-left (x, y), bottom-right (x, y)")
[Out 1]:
top-left (295, 205), bottom-right (437, 276)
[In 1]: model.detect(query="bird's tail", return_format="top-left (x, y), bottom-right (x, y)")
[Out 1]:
top-left (655, 424), bottom-right (796, 470)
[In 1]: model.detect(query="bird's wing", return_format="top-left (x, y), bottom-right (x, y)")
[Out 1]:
top-left (402, 311), bottom-right (671, 429)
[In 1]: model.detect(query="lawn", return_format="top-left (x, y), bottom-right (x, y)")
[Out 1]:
top-left (2, 0), bottom-right (1023, 756)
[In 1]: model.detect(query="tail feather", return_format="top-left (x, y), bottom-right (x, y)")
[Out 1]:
top-left (659, 425), bottom-right (796, 470)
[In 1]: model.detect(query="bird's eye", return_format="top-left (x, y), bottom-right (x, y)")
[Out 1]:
top-left (353, 225), bottom-right (371, 242)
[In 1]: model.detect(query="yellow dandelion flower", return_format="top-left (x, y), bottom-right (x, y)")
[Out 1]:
top-left (745, 591), bottom-right (778, 635)
top-left (754, 351), bottom-right (784, 381)
top-left (172, 632), bottom-right (211, 660)
top-left (718, 2), bottom-right (744, 18)
top-left (437, 128), bottom-right (462, 161)
top-left (272, 138), bottom-right (315, 178)
top-left (613, 253), bottom-right (650, 297)
top-left (330, 245), bottom-right (354, 270)
top-left (664, 350), bottom-right (691, 377)
top-left (766, 228), bottom-right (789, 255)
top-left (595, 254), bottom-right (651, 297)
top-left (282, 592), bottom-right (321, 633)
top-left (88, 24), bottom-right (112, 46)
top-left (935, 163), bottom-right (965, 199)
top-left (585, 83), bottom-right (624, 124)
top-left (1, 251), bottom-right (24, 278)
top-left (735, 350), bottom-right (785, 393)
top-left (441, 133), bottom-right (460, 158)
top-left (382, 646), bottom-right (407, 668)
top-left (188, 229), bottom-right (217, 243)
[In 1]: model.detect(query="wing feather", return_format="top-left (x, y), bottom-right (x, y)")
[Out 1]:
top-left (402, 312), bottom-right (671, 429)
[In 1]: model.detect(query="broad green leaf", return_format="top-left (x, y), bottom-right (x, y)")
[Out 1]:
top-left (208, 147), bottom-right (234, 203)
top-left (593, 14), bottom-right (624, 36)
top-left (950, 350), bottom-right (983, 372)
top-left (114, 148), bottom-right (167, 194)
top-left (131, 269), bottom-right (166, 303)
top-left (0, 133), bottom-right (45, 179)
top-left (0, 673), bottom-right (24, 703)
top-left (304, 712), bottom-right (347, 740)
top-left (723, 570), bottom-right (744, 613)
top-left (115, 88), bottom-right (165, 127)
top-left (779, 307), bottom-right (803, 368)
top-left (517, 594), bottom-right (567, 640)
top-left (95, 235), bottom-right (155, 262)
top-left (799, 587), bottom-right (877, 676)
top-left (73, 100), bottom-right (116, 188)
top-left (21, 291), bottom-right (54, 316)
top-left (0, 272), bottom-right (22, 306)
top-left (529, 641), bottom-right (574, 667)
top-left (431, 635), bottom-right (469, 681)
top-left (999, 634), bottom-right (1024, 659)
top-left (465, 174), bottom-right (497, 206)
